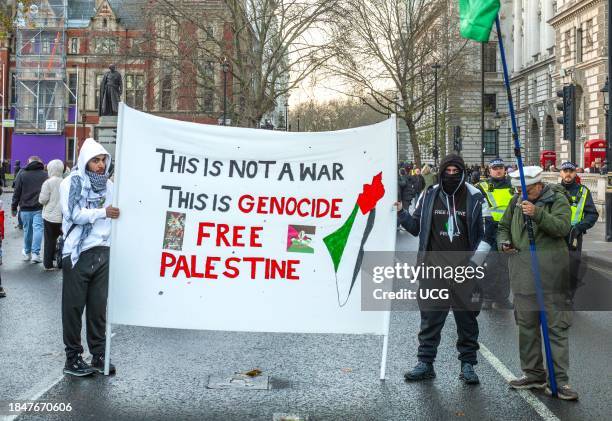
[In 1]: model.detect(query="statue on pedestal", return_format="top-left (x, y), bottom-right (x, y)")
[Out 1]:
top-left (98, 64), bottom-right (123, 116)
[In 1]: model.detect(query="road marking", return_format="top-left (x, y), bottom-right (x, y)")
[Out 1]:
top-left (479, 343), bottom-right (560, 421)
top-left (1, 333), bottom-right (117, 421)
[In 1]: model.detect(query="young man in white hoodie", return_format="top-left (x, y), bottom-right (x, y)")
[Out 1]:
top-left (60, 138), bottom-right (120, 376)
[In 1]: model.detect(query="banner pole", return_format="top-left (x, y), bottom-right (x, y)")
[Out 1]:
top-left (104, 102), bottom-right (125, 376)
top-left (495, 17), bottom-right (558, 396)
top-left (379, 310), bottom-right (391, 380)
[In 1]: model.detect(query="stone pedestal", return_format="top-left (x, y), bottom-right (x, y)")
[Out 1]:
top-left (95, 115), bottom-right (118, 158)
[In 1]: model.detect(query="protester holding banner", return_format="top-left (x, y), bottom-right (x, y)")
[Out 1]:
top-left (497, 166), bottom-right (578, 400)
top-left (60, 138), bottom-right (120, 377)
top-left (397, 154), bottom-right (493, 385)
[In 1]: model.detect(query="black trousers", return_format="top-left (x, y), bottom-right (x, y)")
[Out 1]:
top-left (62, 246), bottom-right (110, 359)
top-left (482, 251), bottom-right (511, 302)
top-left (417, 287), bottom-right (480, 364)
top-left (43, 220), bottom-right (62, 269)
top-left (568, 234), bottom-right (584, 298)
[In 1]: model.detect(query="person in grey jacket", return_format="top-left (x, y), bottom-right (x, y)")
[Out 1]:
top-left (39, 159), bottom-right (65, 270)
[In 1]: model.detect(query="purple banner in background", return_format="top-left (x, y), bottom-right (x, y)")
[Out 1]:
top-left (10, 134), bottom-right (66, 172)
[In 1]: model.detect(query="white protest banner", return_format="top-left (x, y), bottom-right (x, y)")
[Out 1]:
top-left (108, 104), bottom-right (397, 336)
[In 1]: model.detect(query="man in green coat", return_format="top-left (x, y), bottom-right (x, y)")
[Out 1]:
top-left (497, 166), bottom-right (578, 401)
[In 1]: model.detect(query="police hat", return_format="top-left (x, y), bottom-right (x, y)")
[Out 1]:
top-left (488, 158), bottom-right (505, 168)
top-left (560, 161), bottom-right (577, 171)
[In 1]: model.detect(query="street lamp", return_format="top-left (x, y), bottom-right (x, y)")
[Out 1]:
top-left (432, 63), bottom-right (441, 165)
top-left (284, 99), bottom-right (289, 132)
top-left (601, 76), bottom-right (611, 241)
top-left (221, 57), bottom-right (229, 126)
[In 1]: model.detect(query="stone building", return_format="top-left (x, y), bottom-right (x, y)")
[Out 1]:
top-left (550, 0), bottom-right (609, 167)
top-left (505, 0), bottom-right (558, 167)
top-left (498, 0), bottom-right (609, 168)
top-left (404, 0), bottom-right (512, 166)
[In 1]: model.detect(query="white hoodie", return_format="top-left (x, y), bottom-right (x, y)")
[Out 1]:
top-left (60, 138), bottom-right (113, 265)
top-left (39, 159), bottom-right (65, 223)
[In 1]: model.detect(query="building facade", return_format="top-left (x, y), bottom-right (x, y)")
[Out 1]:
top-left (498, 0), bottom-right (609, 168)
top-left (0, 0), bottom-right (249, 167)
top-left (550, 0), bottom-right (608, 167)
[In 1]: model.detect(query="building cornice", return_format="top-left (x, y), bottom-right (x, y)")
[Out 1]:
top-left (511, 56), bottom-right (556, 80)
top-left (549, 0), bottom-right (602, 27)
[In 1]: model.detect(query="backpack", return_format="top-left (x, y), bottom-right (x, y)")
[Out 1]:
top-left (56, 224), bottom-right (77, 269)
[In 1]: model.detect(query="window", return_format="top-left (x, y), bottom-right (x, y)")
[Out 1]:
top-left (69, 38), bottom-right (79, 54)
top-left (95, 74), bottom-right (104, 108)
top-left (532, 78), bottom-right (538, 102)
top-left (564, 30), bottom-right (572, 57)
top-left (586, 19), bottom-right (594, 47)
top-left (483, 93), bottom-right (496, 112)
top-left (68, 73), bottom-right (77, 105)
top-left (201, 61), bottom-right (215, 113)
top-left (161, 73), bottom-right (172, 110)
top-left (576, 27), bottom-right (583, 63)
top-left (516, 86), bottom-right (521, 108)
top-left (483, 130), bottom-right (499, 156)
top-left (94, 38), bottom-right (118, 54)
top-left (548, 74), bottom-right (553, 97)
top-left (125, 74), bottom-right (144, 110)
top-left (483, 43), bottom-right (497, 72)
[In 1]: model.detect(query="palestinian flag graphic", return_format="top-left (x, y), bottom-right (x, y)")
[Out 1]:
top-left (323, 172), bottom-right (385, 306)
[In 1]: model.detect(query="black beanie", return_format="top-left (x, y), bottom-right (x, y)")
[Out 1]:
top-left (439, 154), bottom-right (465, 174)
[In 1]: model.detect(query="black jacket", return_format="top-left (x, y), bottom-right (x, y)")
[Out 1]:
top-left (398, 183), bottom-right (495, 260)
top-left (11, 161), bottom-right (47, 212)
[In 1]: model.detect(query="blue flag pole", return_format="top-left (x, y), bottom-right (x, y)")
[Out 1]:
top-left (494, 16), bottom-right (558, 397)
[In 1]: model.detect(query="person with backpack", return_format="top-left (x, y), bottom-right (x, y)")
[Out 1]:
top-left (39, 159), bottom-right (65, 270)
top-left (60, 138), bottom-right (120, 377)
top-left (497, 166), bottom-right (577, 400)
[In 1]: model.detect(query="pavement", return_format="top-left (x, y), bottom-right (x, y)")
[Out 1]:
top-left (1, 192), bottom-right (611, 420)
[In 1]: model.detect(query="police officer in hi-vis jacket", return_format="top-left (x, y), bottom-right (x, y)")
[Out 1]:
top-left (558, 161), bottom-right (599, 298)
top-left (476, 158), bottom-right (514, 310)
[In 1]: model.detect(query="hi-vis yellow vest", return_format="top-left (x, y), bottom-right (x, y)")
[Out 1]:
top-left (569, 185), bottom-right (588, 226)
top-left (479, 181), bottom-right (514, 222)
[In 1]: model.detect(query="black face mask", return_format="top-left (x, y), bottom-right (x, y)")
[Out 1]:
top-left (441, 171), bottom-right (464, 194)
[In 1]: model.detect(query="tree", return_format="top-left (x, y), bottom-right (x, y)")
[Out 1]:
top-left (289, 97), bottom-right (385, 131)
top-left (323, 0), bottom-right (468, 166)
top-left (136, 0), bottom-right (338, 127)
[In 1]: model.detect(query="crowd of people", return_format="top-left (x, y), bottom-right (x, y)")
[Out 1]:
top-left (396, 154), bottom-right (599, 401)
top-left (1, 138), bottom-right (119, 377)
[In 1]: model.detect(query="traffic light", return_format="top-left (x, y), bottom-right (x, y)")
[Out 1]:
top-left (556, 85), bottom-right (576, 140)
top-left (556, 85), bottom-right (576, 161)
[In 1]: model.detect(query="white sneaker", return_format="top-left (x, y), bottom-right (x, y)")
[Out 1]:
top-left (22, 251), bottom-right (31, 261)
top-left (31, 254), bottom-right (42, 263)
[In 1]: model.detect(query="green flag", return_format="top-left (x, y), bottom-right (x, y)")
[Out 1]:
top-left (459, 0), bottom-right (500, 42)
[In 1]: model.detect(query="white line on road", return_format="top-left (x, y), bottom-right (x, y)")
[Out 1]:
top-left (479, 343), bottom-right (560, 421)
top-left (1, 333), bottom-right (117, 421)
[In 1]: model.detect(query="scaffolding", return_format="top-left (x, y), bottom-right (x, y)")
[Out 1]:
top-left (14, 0), bottom-right (67, 133)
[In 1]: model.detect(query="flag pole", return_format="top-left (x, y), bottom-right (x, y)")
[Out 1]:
top-left (495, 16), bottom-right (558, 397)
